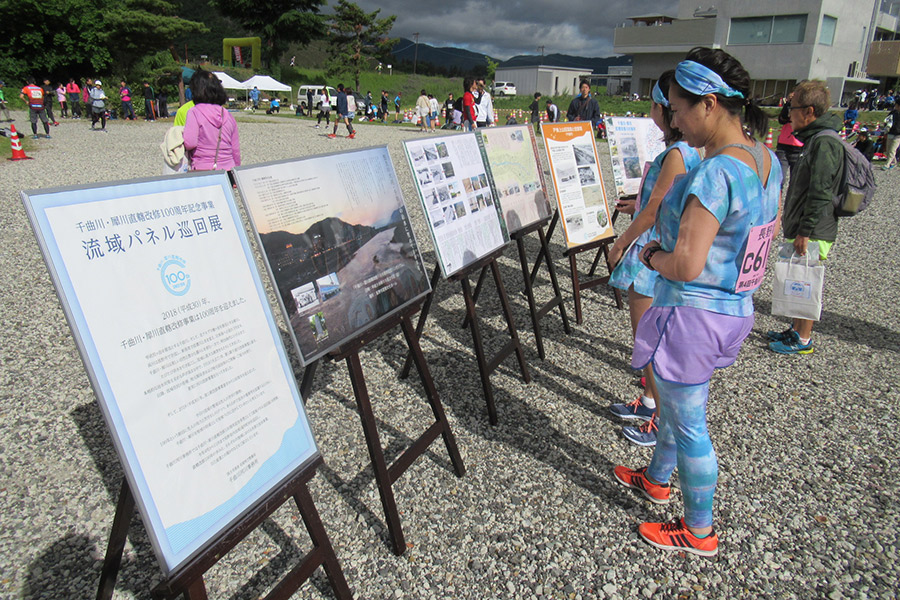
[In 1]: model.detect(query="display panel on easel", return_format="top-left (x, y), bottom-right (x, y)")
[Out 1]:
top-left (541, 121), bottom-right (614, 247)
top-left (234, 146), bottom-right (431, 366)
top-left (606, 116), bottom-right (667, 197)
top-left (476, 124), bottom-right (552, 234)
top-left (21, 172), bottom-right (320, 575)
top-left (403, 133), bottom-right (509, 278)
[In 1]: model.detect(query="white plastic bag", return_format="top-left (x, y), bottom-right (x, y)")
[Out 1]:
top-left (771, 245), bottom-right (825, 321)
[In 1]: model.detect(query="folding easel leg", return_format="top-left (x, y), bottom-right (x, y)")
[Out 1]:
top-left (539, 226), bottom-right (571, 335)
top-left (530, 211), bottom-right (558, 285)
top-left (587, 245), bottom-right (604, 277)
top-left (400, 265), bottom-right (442, 379)
top-left (293, 485), bottom-right (353, 600)
top-left (601, 244), bottom-right (624, 309)
top-left (96, 480), bottom-right (136, 600)
top-left (461, 264), bottom-right (489, 329)
top-left (400, 315), bottom-right (465, 477)
top-left (490, 259), bottom-right (530, 384)
top-left (460, 277), bottom-right (498, 425)
top-left (515, 235), bottom-right (545, 359)
top-left (569, 253), bottom-right (583, 325)
top-left (182, 579), bottom-right (209, 600)
top-left (346, 353), bottom-right (407, 555)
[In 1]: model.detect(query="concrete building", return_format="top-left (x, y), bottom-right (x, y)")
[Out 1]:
top-left (613, 0), bottom-right (900, 106)
top-left (492, 65), bottom-right (592, 97)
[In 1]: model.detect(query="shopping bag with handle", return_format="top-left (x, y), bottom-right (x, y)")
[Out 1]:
top-left (771, 243), bottom-right (825, 321)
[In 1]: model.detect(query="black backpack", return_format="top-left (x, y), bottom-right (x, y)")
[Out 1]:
top-left (812, 130), bottom-right (876, 217)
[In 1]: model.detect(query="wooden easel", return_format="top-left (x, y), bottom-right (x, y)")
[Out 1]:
top-left (529, 210), bottom-right (623, 324)
top-left (400, 248), bottom-right (531, 425)
top-left (327, 301), bottom-right (465, 556)
top-left (96, 456), bottom-right (351, 600)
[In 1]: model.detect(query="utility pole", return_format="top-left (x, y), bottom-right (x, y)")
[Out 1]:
top-left (413, 33), bottom-right (420, 74)
top-left (537, 45), bottom-right (545, 56)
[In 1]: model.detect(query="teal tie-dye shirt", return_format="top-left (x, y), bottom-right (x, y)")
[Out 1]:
top-left (652, 149), bottom-right (782, 317)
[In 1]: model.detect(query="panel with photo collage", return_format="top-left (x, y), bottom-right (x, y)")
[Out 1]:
top-left (403, 133), bottom-right (509, 278)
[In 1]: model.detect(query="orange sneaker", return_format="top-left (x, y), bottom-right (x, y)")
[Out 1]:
top-left (638, 518), bottom-right (718, 557)
top-left (613, 466), bottom-right (670, 504)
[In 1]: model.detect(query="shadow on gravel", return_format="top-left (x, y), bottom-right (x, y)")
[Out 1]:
top-left (21, 533), bottom-right (104, 599)
top-left (755, 298), bottom-right (900, 353)
top-left (70, 401), bottom-right (159, 597)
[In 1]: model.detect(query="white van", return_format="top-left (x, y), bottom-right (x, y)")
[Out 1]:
top-left (297, 85), bottom-right (338, 110)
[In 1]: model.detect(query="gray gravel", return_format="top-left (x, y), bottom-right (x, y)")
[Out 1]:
top-left (1, 109), bottom-right (898, 600)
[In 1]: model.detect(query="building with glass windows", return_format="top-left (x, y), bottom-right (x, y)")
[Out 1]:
top-left (613, 0), bottom-right (900, 106)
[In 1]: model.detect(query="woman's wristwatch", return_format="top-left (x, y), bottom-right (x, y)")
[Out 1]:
top-left (642, 245), bottom-right (663, 270)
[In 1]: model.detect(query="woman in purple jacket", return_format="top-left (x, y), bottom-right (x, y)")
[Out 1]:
top-left (183, 70), bottom-right (241, 171)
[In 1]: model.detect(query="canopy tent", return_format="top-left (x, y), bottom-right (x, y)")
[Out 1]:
top-left (242, 75), bottom-right (291, 93)
top-left (213, 72), bottom-right (248, 90)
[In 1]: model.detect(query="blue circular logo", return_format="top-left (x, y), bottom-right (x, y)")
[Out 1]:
top-left (159, 256), bottom-right (191, 296)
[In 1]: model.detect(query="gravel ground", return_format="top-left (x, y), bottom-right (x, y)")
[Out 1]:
top-left (1, 110), bottom-right (898, 600)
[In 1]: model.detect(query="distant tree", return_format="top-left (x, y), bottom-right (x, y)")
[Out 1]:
top-left (212, 0), bottom-right (326, 71)
top-left (105, 0), bottom-right (208, 74)
top-left (0, 0), bottom-right (206, 82)
top-left (485, 57), bottom-right (498, 82)
top-left (326, 0), bottom-right (397, 91)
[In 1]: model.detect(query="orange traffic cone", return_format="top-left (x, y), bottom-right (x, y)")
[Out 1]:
top-left (7, 124), bottom-right (32, 161)
top-left (764, 128), bottom-right (773, 149)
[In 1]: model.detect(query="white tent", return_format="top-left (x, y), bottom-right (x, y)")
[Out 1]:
top-left (242, 75), bottom-right (292, 93)
top-left (212, 72), bottom-right (248, 90)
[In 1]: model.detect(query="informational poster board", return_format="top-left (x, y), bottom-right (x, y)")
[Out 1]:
top-left (234, 146), bottom-right (431, 366)
top-left (606, 117), bottom-right (667, 197)
top-left (541, 121), bottom-right (614, 247)
top-left (477, 124), bottom-right (552, 234)
top-left (403, 133), bottom-right (509, 277)
top-left (21, 172), bottom-right (319, 575)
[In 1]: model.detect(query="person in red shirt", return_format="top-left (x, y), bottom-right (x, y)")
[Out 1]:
top-left (20, 77), bottom-right (51, 138)
top-left (462, 77), bottom-right (477, 131)
top-left (66, 78), bottom-right (82, 118)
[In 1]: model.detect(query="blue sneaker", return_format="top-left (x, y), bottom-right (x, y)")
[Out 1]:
top-left (768, 330), bottom-right (814, 354)
top-left (623, 418), bottom-right (658, 447)
top-left (609, 396), bottom-right (656, 421)
top-left (766, 327), bottom-right (795, 343)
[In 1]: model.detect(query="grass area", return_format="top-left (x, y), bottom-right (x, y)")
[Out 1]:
top-left (1, 127), bottom-right (36, 160)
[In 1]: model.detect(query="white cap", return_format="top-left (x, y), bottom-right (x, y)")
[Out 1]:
top-left (95, 80), bottom-right (102, 85)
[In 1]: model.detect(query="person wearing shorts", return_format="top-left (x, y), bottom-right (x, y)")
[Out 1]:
top-left (607, 70), bottom-right (702, 448)
top-left (20, 77), bottom-right (51, 138)
top-left (768, 80), bottom-right (842, 355)
top-left (613, 48), bottom-right (781, 557)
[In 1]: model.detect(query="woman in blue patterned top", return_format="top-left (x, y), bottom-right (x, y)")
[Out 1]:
top-left (608, 70), bottom-right (702, 447)
top-left (613, 47), bottom-right (782, 557)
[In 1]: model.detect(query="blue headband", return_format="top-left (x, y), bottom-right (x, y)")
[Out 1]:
top-left (675, 60), bottom-right (745, 99)
top-left (651, 81), bottom-right (669, 107)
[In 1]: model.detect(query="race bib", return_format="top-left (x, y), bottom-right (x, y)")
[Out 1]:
top-left (734, 220), bottom-right (776, 293)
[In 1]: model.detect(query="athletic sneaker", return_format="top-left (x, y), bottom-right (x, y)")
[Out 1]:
top-left (768, 330), bottom-right (813, 354)
top-left (326, 133), bottom-right (336, 138)
top-left (623, 417), bottom-right (658, 447)
top-left (609, 396), bottom-right (655, 421)
top-left (348, 133), bottom-right (356, 139)
top-left (43, 134), bottom-right (51, 139)
top-left (612, 465), bottom-right (670, 504)
top-left (32, 134), bottom-right (39, 139)
top-left (766, 327), bottom-right (795, 343)
top-left (638, 518), bottom-right (718, 557)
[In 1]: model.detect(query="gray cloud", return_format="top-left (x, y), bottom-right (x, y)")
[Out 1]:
top-left (354, 0), bottom-right (679, 59)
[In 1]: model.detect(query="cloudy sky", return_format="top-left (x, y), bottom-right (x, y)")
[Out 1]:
top-left (354, 0), bottom-right (679, 59)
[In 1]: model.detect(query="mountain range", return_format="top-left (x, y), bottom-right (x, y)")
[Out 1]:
top-left (390, 38), bottom-right (631, 75)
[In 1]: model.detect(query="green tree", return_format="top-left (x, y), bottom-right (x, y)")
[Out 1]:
top-left (0, 0), bottom-right (205, 82)
top-left (326, 0), bottom-right (396, 92)
top-left (485, 57), bottom-right (498, 82)
top-left (212, 0), bottom-right (326, 71)
top-left (105, 0), bottom-right (207, 74)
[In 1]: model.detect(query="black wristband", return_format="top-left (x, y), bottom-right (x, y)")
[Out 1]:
top-left (642, 246), bottom-right (662, 270)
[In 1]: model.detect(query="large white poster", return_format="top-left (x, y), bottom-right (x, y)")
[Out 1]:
top-left (403, 133), bottom-right (509, 277)
top-left (234, 146), bottom-right (431, 366)
top-left (22, 173), bottom-right (318, 575)
top-left (606, 117), bottom-right (667, 197)
top-left (541, 121), bottom-right (614, 247)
